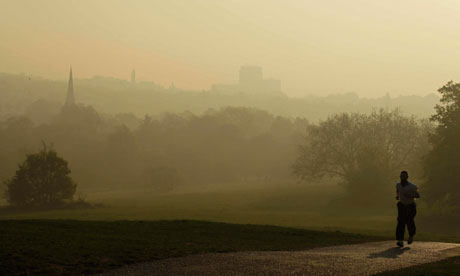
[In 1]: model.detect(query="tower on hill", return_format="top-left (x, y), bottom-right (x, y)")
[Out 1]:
top-left (65, 67), bottom-right (75, 106)
top-left (131, 69), bottom-right (136, 85)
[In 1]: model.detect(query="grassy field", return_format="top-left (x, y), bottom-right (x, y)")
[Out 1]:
top-left (1, 184), bottom-right (454, 238)
top-left (0, 219), bottom-right (383, 276)
top-left (0, 184), bottom-right (398, 234)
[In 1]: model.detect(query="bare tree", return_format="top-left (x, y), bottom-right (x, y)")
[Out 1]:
top-left (293, 109), bottom-right (430, 205)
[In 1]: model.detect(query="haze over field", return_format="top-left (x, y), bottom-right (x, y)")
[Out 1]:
top-left (1, 0), bottom-right (460, 239)
top-left (2, 0), bottom-right (460, 97)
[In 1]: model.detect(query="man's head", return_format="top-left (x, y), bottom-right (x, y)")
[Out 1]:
top-left (400, 171), bottom-right (409, 183)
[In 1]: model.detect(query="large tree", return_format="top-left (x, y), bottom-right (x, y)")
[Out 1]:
top-left (4, 144), bottom-right (77, 207)
top-left (293, 109), bottom-right (429, 206)
top-left (424, 81), bottom-right (460, 204)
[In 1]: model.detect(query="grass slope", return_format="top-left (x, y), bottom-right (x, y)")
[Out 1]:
top-left (1, 219), bottom-right (382, 275)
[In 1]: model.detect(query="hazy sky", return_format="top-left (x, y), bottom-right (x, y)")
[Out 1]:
top-left (1, 0), bottom-right (460, 97)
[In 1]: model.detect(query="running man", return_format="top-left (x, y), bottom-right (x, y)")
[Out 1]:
top-left (395, 171), bottom-right (420, 247)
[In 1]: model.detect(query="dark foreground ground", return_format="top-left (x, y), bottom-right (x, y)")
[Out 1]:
top-left (0, 219), bottom-right (382, 276)
top-left (374, 256), bottom-right (460, 276)
top-left (97, 241), bottom-right (460, 276)
top-left (2, 220), bottom-right (459, 276)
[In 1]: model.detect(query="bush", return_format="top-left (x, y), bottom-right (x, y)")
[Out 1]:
top-left (4, 144), bottom-right (77, 207)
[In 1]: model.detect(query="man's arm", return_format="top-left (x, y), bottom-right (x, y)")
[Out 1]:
top-left (396, 187), bottom-right (400, 200)
top-left (413, 189), bottom-right (420, 198)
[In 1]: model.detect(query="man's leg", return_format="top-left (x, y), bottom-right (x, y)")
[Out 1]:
top-left (396, 202), bottom-right (407, 243)
top-left (407, 203), bottom-right (417, 244)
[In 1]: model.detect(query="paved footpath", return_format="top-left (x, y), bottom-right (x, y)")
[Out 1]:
top-left (99, 241), bottom-right (460, 276)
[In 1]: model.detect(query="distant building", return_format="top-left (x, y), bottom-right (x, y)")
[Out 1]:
top-left (65, 67), bottom-right (75, 106)
top-left (212, 66), bottom-right (283, 96)
top-left (239, 66), bottom-right (263, 90)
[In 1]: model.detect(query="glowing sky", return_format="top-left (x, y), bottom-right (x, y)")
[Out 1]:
top-left (1, 0), bottom-right (460, 97)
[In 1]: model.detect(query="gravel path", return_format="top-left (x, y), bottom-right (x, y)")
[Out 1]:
top-left (98, 241), bottom-right (460, 276)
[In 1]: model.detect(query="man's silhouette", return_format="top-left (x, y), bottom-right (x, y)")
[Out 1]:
top-left (395, 171), bottom-right (420, 247)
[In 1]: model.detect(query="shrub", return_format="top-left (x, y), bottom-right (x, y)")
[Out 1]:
top-left (4, 144), bottom-right (77, 207)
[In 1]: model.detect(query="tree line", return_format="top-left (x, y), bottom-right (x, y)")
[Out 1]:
top-left (294, 81), bottom-right (460, 225)
top-left (1, 105), bottom-right (308, 201)
top-left (2, 81), bottom-right (460, 221)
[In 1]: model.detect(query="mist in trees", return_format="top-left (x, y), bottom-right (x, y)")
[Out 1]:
top-left (0, 87), bottom-right (441, 213)
top-left (0, 105), bottom-right (308, 198)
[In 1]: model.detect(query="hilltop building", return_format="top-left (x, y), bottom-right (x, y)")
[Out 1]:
top-left (131, 69), bottom-right (136, 85)
top-left (212, 66), bottom-right (282, 96)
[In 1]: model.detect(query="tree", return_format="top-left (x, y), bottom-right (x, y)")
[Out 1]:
top-left (104, 125), bottom-right (139, 187)
top-left (424, 81), bottom-right (460, 204)
top-left (293, 109), bottom-right (428, 206)
top-left (4, 144), bottom-right (77, 207)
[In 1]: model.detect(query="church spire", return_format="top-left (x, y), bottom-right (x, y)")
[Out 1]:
top-left (65, 67), bottom-right (75, 106)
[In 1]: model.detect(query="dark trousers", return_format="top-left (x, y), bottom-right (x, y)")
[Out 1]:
top-left (396, 202), bottom-right (416, 241)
